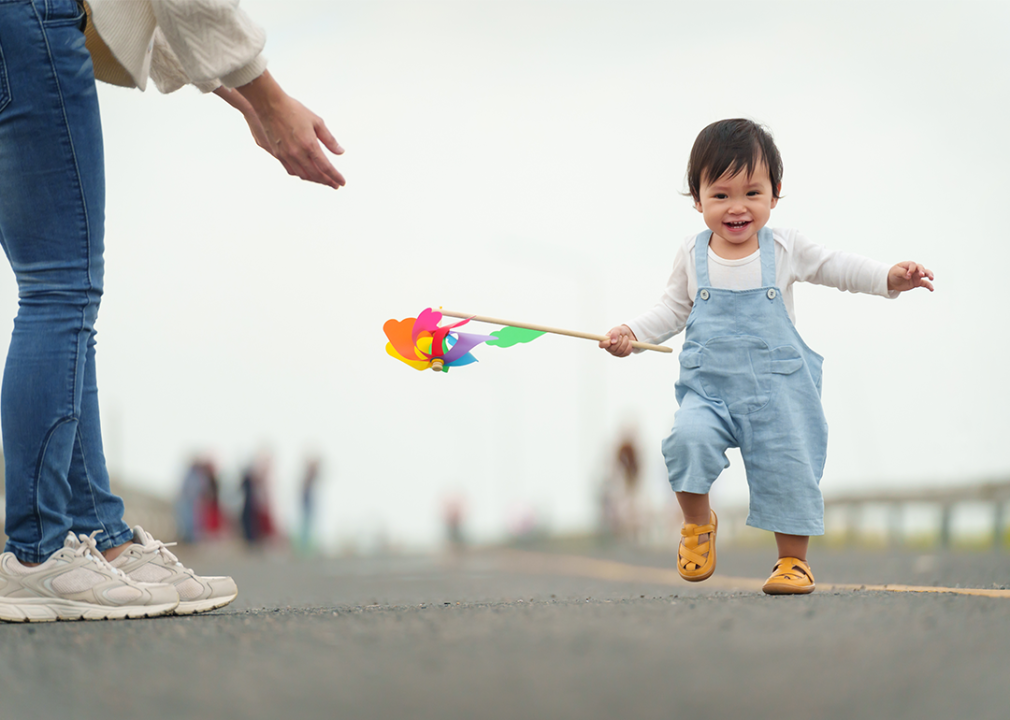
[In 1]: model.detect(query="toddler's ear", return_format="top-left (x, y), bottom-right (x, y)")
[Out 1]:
top-left (694, 200), bottom-right (703, 213)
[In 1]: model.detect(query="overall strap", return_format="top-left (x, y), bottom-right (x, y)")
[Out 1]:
top-left (758, 226), bottom-right (776, 287)
top-left (694, 230), bottom-right (712, 287)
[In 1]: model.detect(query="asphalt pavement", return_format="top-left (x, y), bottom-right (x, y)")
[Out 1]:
top-left (2, 541), bottom-right (1008, 720)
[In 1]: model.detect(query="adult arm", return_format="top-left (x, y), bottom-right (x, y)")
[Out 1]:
top-left (149, 1), bottom-right (345, 188)
top-left (233, 70), bottom-right (345, 189)
top-left (150, 0), bottom-right (267, 89)
top-left (213, 86), bottom-right (272, 157)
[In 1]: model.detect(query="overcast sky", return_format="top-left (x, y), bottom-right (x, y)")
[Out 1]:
top-left (2, 1), bottom-right (1006, 550)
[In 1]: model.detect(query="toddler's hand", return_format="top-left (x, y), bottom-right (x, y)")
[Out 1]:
top-left (599, 325), bottom-right (637, 357)
top-left (888, 261), bottom-right (934, 293)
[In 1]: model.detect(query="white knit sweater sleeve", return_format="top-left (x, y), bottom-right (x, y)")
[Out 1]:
top-left (783, 229), bottom-right (896, 298)
top-left (149, 29), bottom-right (218, 94)
top-left (149, 0), bottom-right (267, 92)
top-left (625, 236), bottom-right (695, 346)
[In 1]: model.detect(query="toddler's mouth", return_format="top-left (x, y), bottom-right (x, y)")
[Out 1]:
top-left (724, 220), bottom-right (751, 229)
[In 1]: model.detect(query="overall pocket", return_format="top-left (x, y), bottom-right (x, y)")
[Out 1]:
top-left (695, 336), bottom-right (773, 415)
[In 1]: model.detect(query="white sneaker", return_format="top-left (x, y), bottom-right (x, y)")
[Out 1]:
top-left (111, 526), bottom-right (238, 615)
top-left (0, 531), bottom-right (180, 622)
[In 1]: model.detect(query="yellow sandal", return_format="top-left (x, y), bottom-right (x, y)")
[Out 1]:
top-left (677, 510), bottom-right (717, 582)
top-left (762, 557), bottom-right (816, 595)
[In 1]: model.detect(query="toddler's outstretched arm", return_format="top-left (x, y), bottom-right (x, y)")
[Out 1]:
top-left (888, 261), bottom-right (934, 293)
top-left (599, 325), bottom-right (637, 357)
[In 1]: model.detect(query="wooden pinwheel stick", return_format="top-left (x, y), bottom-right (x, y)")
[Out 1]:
top-left (438, 309), bottom-right (673, 354)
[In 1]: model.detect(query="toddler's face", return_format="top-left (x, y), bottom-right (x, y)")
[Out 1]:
top-left (694, 163), bottom-right (778, 254)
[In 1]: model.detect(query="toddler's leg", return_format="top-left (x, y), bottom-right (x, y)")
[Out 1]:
top-left (662, 392), bottom-right (735, 496)
top-left (675, 491), bottom-right (717, 582)
top-left (774, 533), bottom-right (809, 561)
top-left (662, 391), bottom-right (734, 582)
top-left (677, 491), bottom-right (711, 525)
top-left (763, 534), bottom-right (815, 595)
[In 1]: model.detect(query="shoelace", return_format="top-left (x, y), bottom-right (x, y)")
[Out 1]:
top-left (146, 536), bottom-right (187, 570)
top-left (74, 531), bottom-right (129, 579)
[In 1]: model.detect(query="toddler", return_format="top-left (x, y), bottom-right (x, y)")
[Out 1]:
top-left (601, 119), bottom-right (933, 594)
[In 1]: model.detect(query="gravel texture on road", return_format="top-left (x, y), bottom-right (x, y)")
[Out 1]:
top-left (1, 545), bottom-right (1008, 720)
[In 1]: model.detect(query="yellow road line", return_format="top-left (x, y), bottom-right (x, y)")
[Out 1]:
top-left (495, 550), bottom-right (1010, 599)
top-left (820, 582), bottom-right (1010, 599)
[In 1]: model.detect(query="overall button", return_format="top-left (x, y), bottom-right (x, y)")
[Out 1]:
top-left (700, 289), bottom-right (710, 300)
top-left (767, 289), bottom-right (777, 299)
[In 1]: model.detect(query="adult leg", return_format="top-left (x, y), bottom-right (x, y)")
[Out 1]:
top-left (0, 0), bottom-right (129, 563)
top-left (67, 333), bottom-right (130, 551)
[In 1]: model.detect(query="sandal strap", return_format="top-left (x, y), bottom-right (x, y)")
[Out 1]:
top-left (677, 511), bottom-right (717, 572)
top-left (679, 543), bottom-right (710, 568)
top-left (681, 522), bottom-right (714, 537)
top-left (770, 557), bottom-right (812, 581)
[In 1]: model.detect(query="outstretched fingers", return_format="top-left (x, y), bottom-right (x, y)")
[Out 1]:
top-left (266, 100), bottom-right (345, 188)
top-left (315, 119), bottom-right (344, 156)
top-left (891, 260), bottom-right (935, 293)
top-left (233, 72), bottom-right (346, 189)
top-left (309, 144), bottom-right (346, 189)
top-left (904, 261), bottom-right (935, 291)
top-left (278, 139), bottom-right (343, 189)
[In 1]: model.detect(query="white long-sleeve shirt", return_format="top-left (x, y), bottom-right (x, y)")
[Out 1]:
top-left (626, 228), bottom-right (896, 347)
top-left (84, 0), bottom-right (267, 93)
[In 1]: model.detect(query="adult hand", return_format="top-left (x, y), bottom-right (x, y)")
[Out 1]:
top-left (887, 261), bottom-right (934, 293)
top-left (235, 71), bottom-right (345, 189)
top-left (599, 325), bottom-right (637, 357)
top-left (242, 107), bottom-right (273, 157)
top-left (214, 86), bottom-right (272, 154)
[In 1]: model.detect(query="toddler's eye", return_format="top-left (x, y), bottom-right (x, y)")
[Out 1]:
top-left (747, 191), bottom-right (761, 196)
top-left (714, 193), bottom-right (728, 199)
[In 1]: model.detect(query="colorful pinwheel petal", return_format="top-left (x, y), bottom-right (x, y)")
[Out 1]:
top-left (383, 308), bottom-right (542, 372)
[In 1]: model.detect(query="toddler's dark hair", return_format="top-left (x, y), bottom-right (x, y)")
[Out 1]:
top-left (686, 119), bottom-right (783, 202)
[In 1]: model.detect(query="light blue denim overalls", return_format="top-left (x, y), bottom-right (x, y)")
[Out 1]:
top-left (661, 228), bottom-right (829, 536)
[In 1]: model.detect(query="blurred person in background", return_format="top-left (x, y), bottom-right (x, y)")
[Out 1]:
top-left (199, 458), bottom-right (224, 540)
top-left (599, 431), bottom-right (645, 541)
top-left (0, 0), bottom-right (344, 622)
top-left (297, 455), bottom-right (322, 555)
top-left (240, 450), bottom-right (276, 546)
top-left (176, 456), bottom-right (225, 544)
top-left (441, 492), bottom-right (467, 551)
top-left (176, 457), bottom-right (207, 544)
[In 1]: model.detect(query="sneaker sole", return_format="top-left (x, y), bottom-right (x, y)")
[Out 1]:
top-left (174, 592), bottom-right (238, 615)
top-left (0, 598), bottom-right (179, 623)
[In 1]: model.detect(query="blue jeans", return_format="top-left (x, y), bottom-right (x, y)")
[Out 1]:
top-left (0, 0), bottom-right (130, 562)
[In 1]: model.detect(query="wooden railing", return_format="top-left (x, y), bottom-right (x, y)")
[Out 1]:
top-left (823, 478), bottom-right (1010, 549)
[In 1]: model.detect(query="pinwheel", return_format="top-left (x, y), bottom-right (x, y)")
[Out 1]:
top-left (384, 308), bottom-right (672, 372)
